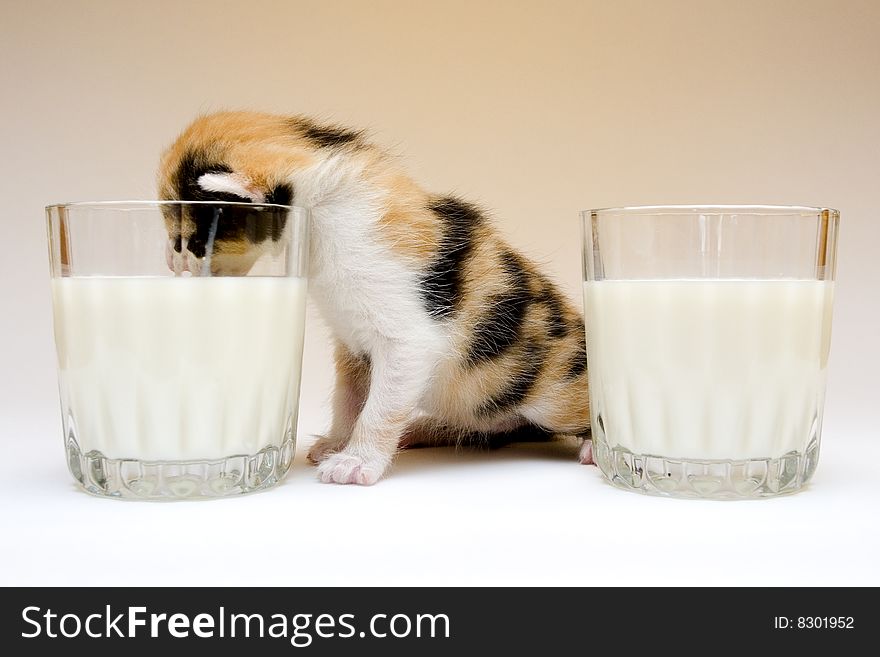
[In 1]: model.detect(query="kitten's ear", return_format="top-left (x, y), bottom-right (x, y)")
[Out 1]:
top-left (197, 172), bottom-right (266, 203)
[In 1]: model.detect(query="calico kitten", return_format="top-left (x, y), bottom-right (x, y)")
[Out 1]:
top-left (158, 111), bottom-right (591, 485)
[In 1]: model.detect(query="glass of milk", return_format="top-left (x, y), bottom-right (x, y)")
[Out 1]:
top-left (582, 206), bottom-right (839, 499)
top-left (47, 201), bottom-right (309, 500)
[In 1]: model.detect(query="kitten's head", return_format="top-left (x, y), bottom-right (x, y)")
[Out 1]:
top-left (157, 111), bottom-right (310, 275)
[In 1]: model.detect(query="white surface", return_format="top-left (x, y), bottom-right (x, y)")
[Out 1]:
top-left (53, 277), bottom-right (307, 460)
top-left (1, 0), bottom-right (879, 587)
top-left (585, 280), bottom-right (833, 459)
top-left (1, 393), bottom-right (878, 586)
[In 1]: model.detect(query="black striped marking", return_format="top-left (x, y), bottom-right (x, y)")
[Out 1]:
top-left (295, 118), bottom-right (364, 149)
top-left (477, 340), bottom-right (547, 416)
top-left (465, 250), bottom-right (531, 366)
top-left (421, 196), bottom-right (483, 319)
top-left (266, 182), bottom-right (294, 208)
top-left (566, 329), bottom-right (588, 379)
top-left (533, 279), bottom-right (569, 339)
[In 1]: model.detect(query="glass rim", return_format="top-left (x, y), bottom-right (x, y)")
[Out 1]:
top-left (583, 204), bottom-right (839, 217)
top-left (46, 200), bottom-right (304, 212)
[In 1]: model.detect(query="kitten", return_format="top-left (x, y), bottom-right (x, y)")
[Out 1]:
top-left (157, 111), bottom-right (591, 485)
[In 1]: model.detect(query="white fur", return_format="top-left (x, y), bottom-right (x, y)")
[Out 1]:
top-left (292, 153), bottom-right (450, 484)
top-left (197, 172), bottom-right (266, 202)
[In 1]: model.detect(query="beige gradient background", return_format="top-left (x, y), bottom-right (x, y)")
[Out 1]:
top-left (1, 0), bottom-right (879, 587)
top-left (2, 0), bottom-right (877, 441)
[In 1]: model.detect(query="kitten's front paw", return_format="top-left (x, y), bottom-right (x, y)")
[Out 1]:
top-left (578, 439), bottom-right (594, 465)
top-left (307, 435), bottom-right (348, 464)
top-left (317, 450), bottom-right (390, 485)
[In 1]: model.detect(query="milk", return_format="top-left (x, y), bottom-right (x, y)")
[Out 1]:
top-left (584, 280), bottom-right (834, 460)
top-left (52, 276), bottom-right (308, 461)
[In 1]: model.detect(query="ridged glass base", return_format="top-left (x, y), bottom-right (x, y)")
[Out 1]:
top-left (65, 435), bottom-right (295, 501)
top-left (592, 435), bottom-right (820, 500)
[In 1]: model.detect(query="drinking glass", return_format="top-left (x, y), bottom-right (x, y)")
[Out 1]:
top-left (47, 201), bottom-right (309, 500)
top-left (582, 206), bottom-right (838, 499)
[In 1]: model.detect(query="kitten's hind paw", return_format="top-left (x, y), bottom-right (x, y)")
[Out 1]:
top-left (578, 439), bottom-right (594, 465)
